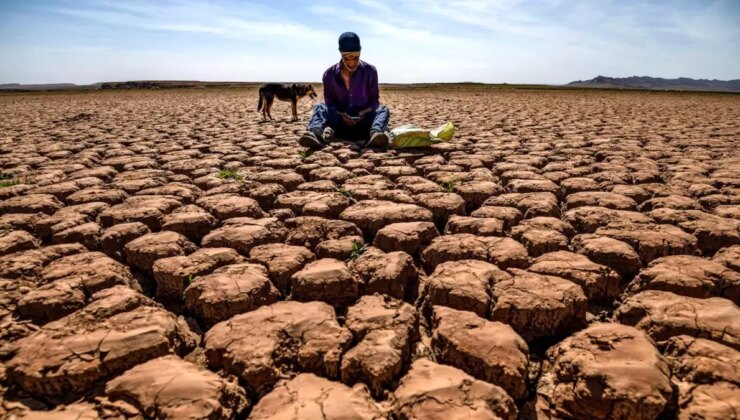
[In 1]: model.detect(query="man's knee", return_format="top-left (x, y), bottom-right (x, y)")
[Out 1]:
top-left (376, 104), bottom-right (389, 114)
top-left (313, 102), bottom-right (328, 112)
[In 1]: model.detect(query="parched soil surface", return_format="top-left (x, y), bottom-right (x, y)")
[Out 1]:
top-left (1, 87), bottom-right (739, 418)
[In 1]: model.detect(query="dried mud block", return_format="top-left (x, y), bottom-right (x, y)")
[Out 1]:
top-left (248, 243), bottom-right (315, 294)
top-left (414, 192), bottom-right (466, 227)
top-left (0, 230), bottom-right (39, 257)
top-left (51, 221), bottom-right (102, 250)
top-left (563, 206), bottom-right (653, 234)
top-left (649, 208), bottom-right (740, 255)
top-left (565, 191), bottom-right (638, 211)
top-left (421, 233), bottom-right (529, 273)
top-left (432, 305), bottom-right (529, 400)
top-left (444, 215), bottom-right (504, 237)
top-left (339, 200), bottom-right (434, 237)
top-left (594, 222), bottom-right (698, 264)
top-left (66, 186), bottom-right (128, 206)
top-left (284, 216), bottom-right (362, 250)
top-left (469, 206), bottom-right (523, 230)
top-left (491, 269), bottom-right (588, 341)
top-left (663, 335), bottom-right (740, 420)
top-left (7, 287), bottom-right (196, 397)
top-left (250, 169), bottom-right (305, 191)
top-left (529, 251), bottom-right (622, 302)
top-left (572, 234), bottom-right (642, 276)
top-left (201, 217), bottom-right (287, 255)
top-left (315, 235), bottom-right (364, 260)
top-left (98, 196), bottom-right (181, 230)
top-left (639, 194), bottom-right (703, 212)
top-left (17, 252), bottom-right (134, 323)
top-left (124, 231), bottom-right (197, 271)
top-left (250, 373), bottom-right (383, 420)
top-left (537, 323), bottom-right (673, 420)
top-left (392, 359), bottom-right (517, 420)
top-left (373, 221), bottom-right (439, 255)
top-left (341, 295), bottom-right (418, 397)
top-left (483, 192), bottom-right (559, 218)
top-left (615, 290), bottom-right (740, 350)
top-left (184, 262), bottom-right (280, 326)
top-left (514, 216), bottom-right (575, 237)
top-left (204, 301), bottom-right (352, 394)
top-left (350, 247), bottom-right (417, 299)
top-left (625, 255), bottom-right (740, 303)
top-left (195, 193), bottom-right (264, 220)
top-left (99, 222), bottom-right (150, 261)
top-left (511, 227), bottom-right (568, 257)
top-left (105, 355), bottom-right (249, 419)
top-left (36, 210), bottom-right (88, 241)
top-left (153, 247), bottom-right (243, 299)
top-left (275, 190), bottom-right (351, 218)
top-left (290, 258), bottom-right (361, 307)
top-left (425, 259), bottom-right (509, 318)
top-left (0, 243), bottom-right (87, 281)
top-left (161, 209), bottom-right (218, 243)
top-left (713, 245), bottom-right (740, 272)
top-left (452, 180), bottom-right (505, 213)
top-left (0, 194), bottom-right (64, 215)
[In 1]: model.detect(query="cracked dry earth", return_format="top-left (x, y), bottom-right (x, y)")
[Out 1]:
top-left (1, 87), bottom-right (739, 419)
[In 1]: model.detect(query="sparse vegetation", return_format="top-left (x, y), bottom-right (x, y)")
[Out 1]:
top-left (188, 274), bottom-right (195, 284)
top-left (441, 178), bottom-right (459, 193)
top-left (336, 186), bottom-right (353, 199)
top-left (298, 150), bottom-right (308, 161)
top-left (347, 239), bottom-right (368, 261)
top-left (0, 173), bottom-right (20, 188)
top-left (216, 169), bottom-right (244, 181)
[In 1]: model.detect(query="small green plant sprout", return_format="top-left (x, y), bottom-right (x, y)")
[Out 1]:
top-left (440, 178), bottom-right (459, 193)
top-left (1, 226), bottom-right (12, 236)
top-left (0, 173), bottom-right (20, 188)
top-left (216, 169), bottom-right (244, 181)
top-left (298, 150), bottom-right (308, 161)
top-left (348, 239), bottom-right (368, 261)
top-left (335, 186), bottom-right (353, 198)
top-left (188, 274), bottom-right (195, 284)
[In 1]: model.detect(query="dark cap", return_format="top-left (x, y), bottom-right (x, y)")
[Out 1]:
top-left (338, 32), bottom-right (361, 52)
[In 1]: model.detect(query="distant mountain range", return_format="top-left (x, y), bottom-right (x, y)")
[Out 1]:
top-left (0, 82), bottom-right (101, 91)
top-left (567, 76), bottom-right (740, 92)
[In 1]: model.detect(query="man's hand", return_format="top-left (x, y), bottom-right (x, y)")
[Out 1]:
top-left (339, 112), bottom-right (358, 127)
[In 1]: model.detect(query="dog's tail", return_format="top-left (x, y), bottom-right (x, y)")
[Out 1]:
top-left (257, 89), bottom-right (263, 111)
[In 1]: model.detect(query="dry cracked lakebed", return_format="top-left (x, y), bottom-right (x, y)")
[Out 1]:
top-left (0, 87), bottom-right (739, 418)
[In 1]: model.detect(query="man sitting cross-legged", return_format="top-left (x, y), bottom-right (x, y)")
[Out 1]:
top-left (299, 32), bottom-right (390, 149)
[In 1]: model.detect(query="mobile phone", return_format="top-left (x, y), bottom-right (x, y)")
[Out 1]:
top-left (350, 115), bottom-right (362, 121)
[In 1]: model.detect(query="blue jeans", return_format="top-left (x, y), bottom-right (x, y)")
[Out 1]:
top-left (307, 103), bottom-right (390, 141)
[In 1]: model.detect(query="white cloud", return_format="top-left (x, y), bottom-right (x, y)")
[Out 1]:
top-left (51, 1), bottom-right (334, 42)
top-left (1, 0), bottom-right (737, 84)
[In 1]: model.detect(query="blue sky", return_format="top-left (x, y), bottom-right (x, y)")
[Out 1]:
top-left (1, 0), bottom-right (738, 84)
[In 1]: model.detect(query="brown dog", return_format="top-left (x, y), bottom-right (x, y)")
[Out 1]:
top-left (258, 83), bottom-right (317, 121)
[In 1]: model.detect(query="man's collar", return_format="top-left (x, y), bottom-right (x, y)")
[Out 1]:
top-left (333, 59), bottom-right (364, 75)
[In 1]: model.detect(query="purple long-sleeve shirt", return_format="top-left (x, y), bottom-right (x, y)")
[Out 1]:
top-left (322, 60), bottom-right (379, 115)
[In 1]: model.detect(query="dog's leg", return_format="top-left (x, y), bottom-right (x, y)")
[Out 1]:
top-left (267, 96), bottom-right (274, 121)
top-left (291, 100), bottom-right (298, 121)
